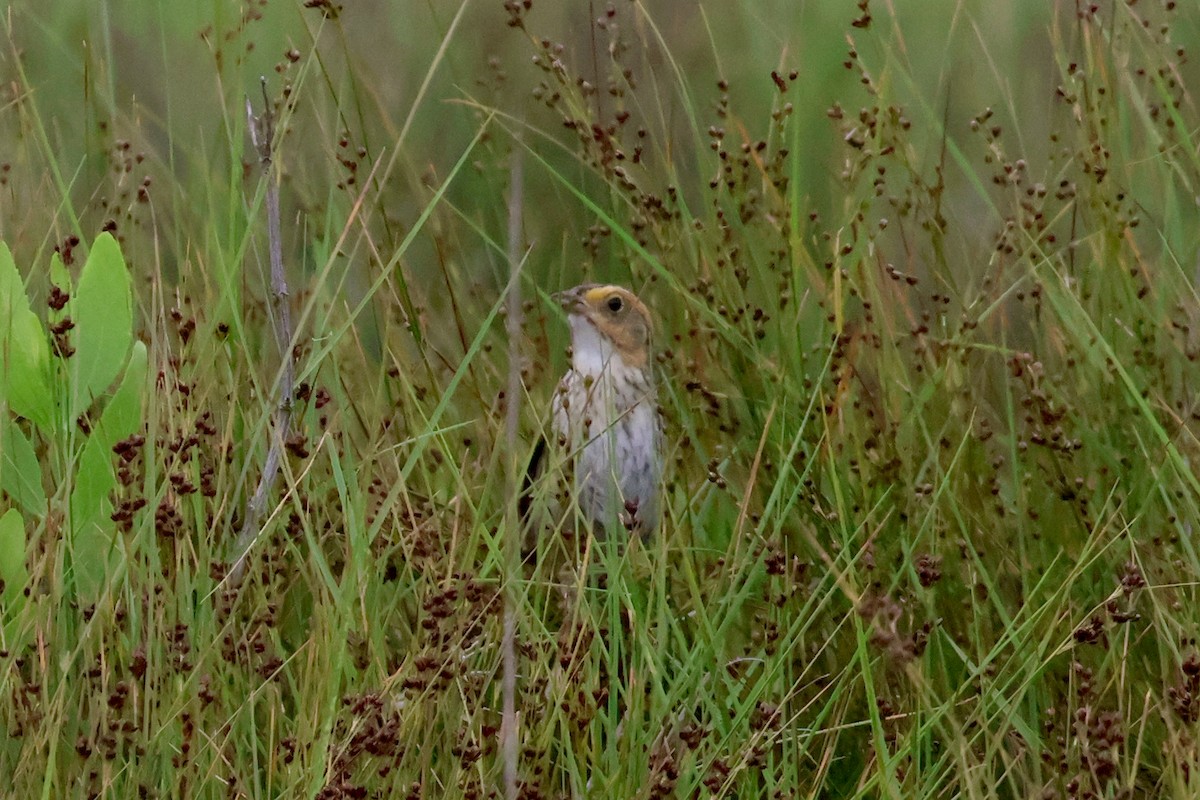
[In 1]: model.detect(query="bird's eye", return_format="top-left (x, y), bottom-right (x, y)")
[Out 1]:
top-left (606, 295), bottom-right (624, 312)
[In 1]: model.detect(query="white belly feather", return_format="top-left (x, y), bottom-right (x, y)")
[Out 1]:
top-left (552, 361), bottom-right (662, 534)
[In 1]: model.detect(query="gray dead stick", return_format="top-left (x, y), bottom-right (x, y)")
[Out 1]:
top-left (229, 80), bottom-right (297, 587)
top-left (501, 143), bottom-right (525, 800)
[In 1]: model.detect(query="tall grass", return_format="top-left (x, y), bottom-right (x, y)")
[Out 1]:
top-left (2, 1), bottom-right (1200, 797)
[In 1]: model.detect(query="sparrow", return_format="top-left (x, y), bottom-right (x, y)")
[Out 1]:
top-left (541, 283), bottom-right (664, 537)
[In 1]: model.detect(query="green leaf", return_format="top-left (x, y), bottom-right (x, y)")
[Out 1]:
top-left (70, 516), bottom-right (113, 602)
top-left (70, 233), bottom-right (132, 420)
top-left (97, 340), bottom-right (147, 439)
top-left (68, 341), bottom-right (146, 600)
top-left (0, 242), bottom-right (53, 432)
top-left (70, 431), bottom-right (117, 600)
top-left (0, 419), bottom-right (46, 518)
top-left (0, 507), bottom-right (28, 610)
top-left (49, 251), bottom-right (71, 303)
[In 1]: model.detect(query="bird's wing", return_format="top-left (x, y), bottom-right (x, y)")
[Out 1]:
top-left (517, 435), bottom-right (548, 524)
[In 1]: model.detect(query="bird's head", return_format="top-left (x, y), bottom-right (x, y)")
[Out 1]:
top-left (555, 283), bottom-right (653, 372)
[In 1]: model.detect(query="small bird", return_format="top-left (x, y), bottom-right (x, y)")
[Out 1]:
top-left (544, 283), bottom-right (664, 537)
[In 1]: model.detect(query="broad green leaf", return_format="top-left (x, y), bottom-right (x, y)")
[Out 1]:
top-left (69, 340), bottom-right (147, 531)
top-left (70, 515), bottom-right (113, 602)
top-left (0, 419), bottom-right (45, 517)
top-left (70, 233), bottom-right (132, 420)
top-left (0, 507), bottom-right (28, 610)
top-left (49, 251), bottom-right (71, 305)
top-left (0, 242), bottom-right (52, 431)
top-left (68, 341), bottom-right (146, 600)
top-left (71, 430), bottom-right (116, 556)
top-left (97, 340), bottom-right (147, 438)
top-left (70, 416), bottom-right (122, 599)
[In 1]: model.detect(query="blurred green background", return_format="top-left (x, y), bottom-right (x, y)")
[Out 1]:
top-left (9, 1), bottom-right (1169, 300)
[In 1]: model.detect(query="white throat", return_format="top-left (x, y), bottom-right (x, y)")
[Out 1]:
top-left (569, 315), bottom-right (623, 377)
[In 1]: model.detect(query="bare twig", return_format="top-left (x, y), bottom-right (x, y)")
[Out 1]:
top-left (501, 142), bottom-right (525, 800)
top-left (229, 79), bottom-right (297, 586)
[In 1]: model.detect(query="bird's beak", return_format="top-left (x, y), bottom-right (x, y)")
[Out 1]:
top-left (552, 286), bottom-right (585, 312)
